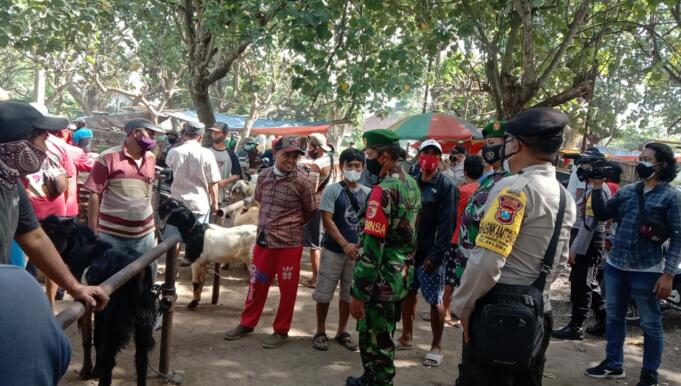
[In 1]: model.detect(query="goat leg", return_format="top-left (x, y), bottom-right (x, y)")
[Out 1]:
top-left (78, 312), bottom-right (95, 380)
top-left (134, 322), bottom-right (155, 386)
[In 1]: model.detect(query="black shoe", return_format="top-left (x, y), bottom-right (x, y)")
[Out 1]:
top-left (636, 369), bottom-right (658, 386)
top-left (552, 324), bottom-right (584, 340)
top-left (346, 375), bottom-right (366, 386)
top-left (585, 360), bottom-right (625, 379)
top-left (585, 322), bottom-right (606, 337)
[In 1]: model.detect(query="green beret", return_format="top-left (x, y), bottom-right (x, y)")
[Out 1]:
top-left (362, 129), bottom-right (400, 149)
top-left (482, 120), bottom-right (506, 138)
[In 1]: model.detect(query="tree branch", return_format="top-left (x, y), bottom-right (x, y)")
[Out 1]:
top-left (513, 0), bottom-right (536, 86)
top-left (532, 76), bottom-right (595, 108)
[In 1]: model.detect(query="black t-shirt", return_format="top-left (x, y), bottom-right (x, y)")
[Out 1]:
top-left (0, 183), bottom-right (40, 264)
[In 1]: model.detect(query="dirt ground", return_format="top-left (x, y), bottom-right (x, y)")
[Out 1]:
top-left (58, 253), bottom-right (681, 386)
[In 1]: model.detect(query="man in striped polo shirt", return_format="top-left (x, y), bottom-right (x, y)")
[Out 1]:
top-left (84, 118), bottom-right (164, 278)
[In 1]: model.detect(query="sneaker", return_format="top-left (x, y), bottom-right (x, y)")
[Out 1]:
top-left (345, 375), bottom-right (366, 386)
top-left (262, 332), bottom-right (288, 348)
top-left (585, 322), bottom-right (606, 337)
top-left (585, 360), bottom-right (625, 379)
top-left (552, 324), bottom-right (584, 340)
top-left (636, 369), bottom-right (658, 386)
top-left (224, 325), bottom-right (254, 341)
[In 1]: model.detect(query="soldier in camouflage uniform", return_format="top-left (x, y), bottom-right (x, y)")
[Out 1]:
top-left (347, 129), bottom-right (421, 386)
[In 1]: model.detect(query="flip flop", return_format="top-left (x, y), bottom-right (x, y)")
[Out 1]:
top-left (393, 339), bottom-right (414, 351)
top-left (423, 351), bottom-right (444, 367)
top-left (313, 332), bottom-right (328, 351)
top-left (302, 279), bottom-right (316, 289)
top-left (334, 332), bottom-right (358, 351)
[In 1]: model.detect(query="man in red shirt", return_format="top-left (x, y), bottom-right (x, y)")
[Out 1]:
top-left (224, 136), bottom-right (317, 349)
top-left (443, 155), bottom-right (485, 325)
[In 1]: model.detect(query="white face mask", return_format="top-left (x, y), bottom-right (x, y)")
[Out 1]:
top-left (502, 159), bottom-right (512, 174)
top-left (343, 169), bottom-right (362, 182)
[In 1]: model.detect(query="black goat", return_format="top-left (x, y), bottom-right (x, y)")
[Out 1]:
top-left (42, 216), bottom-right (157, 386)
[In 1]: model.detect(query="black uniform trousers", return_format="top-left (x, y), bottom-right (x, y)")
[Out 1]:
top-left (455, 313), bottom-right (553, 386)
top-left (569, 229), bottom-right (606, 326)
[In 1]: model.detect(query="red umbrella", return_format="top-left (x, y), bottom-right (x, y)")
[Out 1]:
top-left (387, 112), bottom-right (482, 141)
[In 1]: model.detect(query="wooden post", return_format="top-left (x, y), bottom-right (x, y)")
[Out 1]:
top-left (159, 244), bottom-right (179, 375)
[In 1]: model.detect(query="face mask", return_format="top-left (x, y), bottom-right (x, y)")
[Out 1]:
top-left (343, 169), bottom-right (362, 182)
top-left (244, 144), bottom-right (254, 151)
top-left (482, 144), bottom-right (502, 165)
top-left (500, 137), bottom-right (520, 172)
top-left (213, 135), bottom-right (227, 145)
top-left (636, 162), bottom-right (658, 180)
top-left (167, 137), bottom-right (178, 145)
top-left (366, 157), bottom-right (382, 177)
top-left (137, 136), bottom-right (157, 152)
top-left (418, 154), bottom-right (440, 172)
top-left (0, 140), bottom-right (47, 189)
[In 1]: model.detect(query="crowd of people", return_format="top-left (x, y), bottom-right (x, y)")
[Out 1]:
top-left (0, 98), bottom-right (678, 386)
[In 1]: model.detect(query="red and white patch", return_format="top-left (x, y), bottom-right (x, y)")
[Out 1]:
top-left (364, 187), bottom-right (388, 238)
top-left (495, 194), bottom-right (524, 225)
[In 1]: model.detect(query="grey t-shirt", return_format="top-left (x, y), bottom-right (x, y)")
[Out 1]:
top-left (0, 183), bottom-right (40, 264)
top-left (320, 182), bottom-right (371, 253)
top-left (211, 147), bottom-right (232, 202)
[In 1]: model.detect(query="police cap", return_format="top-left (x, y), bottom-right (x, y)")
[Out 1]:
top-left (505, 108), bottom-right (568, 138)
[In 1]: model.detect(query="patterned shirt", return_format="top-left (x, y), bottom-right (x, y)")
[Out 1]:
top-left (84, 145), bottom-right (156, 238)
top-left (592, 182), bottom-right (681, 275)
top-left (254, 166), bottom-right (317, 248)
top-left (458, 169), bottom-right (511, 250)
top-left (352, 166), bottom-right (421, 302)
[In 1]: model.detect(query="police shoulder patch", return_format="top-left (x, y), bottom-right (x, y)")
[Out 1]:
top-left (475, 187), bottom-right (526, 257)
top-left (364, 185), bottom-right (388, 238)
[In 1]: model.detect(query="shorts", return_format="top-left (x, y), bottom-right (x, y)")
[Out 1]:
top-left (163, 212), bottom-right (210, 241)
top-left (413, 263), bottom-right (444, 305)
top-left (303, 209), bottom-right (323, 250)
top-left (444, 244), bottom-right (468, 287)
top-left (312, 249), bottom-right (354, 303)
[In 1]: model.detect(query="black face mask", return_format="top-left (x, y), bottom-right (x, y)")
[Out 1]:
top-left (636, 162), bottom-right (658, 180)
top-left (167, 137), bottom-right (178, 145)
top-left (366, 157), bottom-right (382, 177)
top-left (482, 144), bottom-right (502, 165)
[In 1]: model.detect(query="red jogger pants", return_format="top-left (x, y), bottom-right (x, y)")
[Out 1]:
top-left (240, 245), bottom-right (303, 334)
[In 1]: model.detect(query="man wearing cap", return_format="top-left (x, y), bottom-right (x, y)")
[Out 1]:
top-left (347, 129), bottom-right (421, 386)
top-left (208, 122), bottom-right (240, 203)
top-left (396, 139), bottom-right (456, 368)
top-left (452, 120), bottom-right (512, 303)
top-left (0, 100), bottom-right (108, 385)
top-left (71, 118), bottom-right (94, 152)
top-left (452, 108), bottom-right (576, 385)
top-left (302, 133), bottom-right (335, 288)
top-left (84, 118), bottom-right (164, 276)
top-left (442, 144), bottom-right (467, 186)
top-left (224, 136), bottom-right (317, 348)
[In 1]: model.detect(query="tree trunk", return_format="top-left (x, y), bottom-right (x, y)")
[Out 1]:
top-left (33, 68), bottom-right (46, 105)
top-left (191, 87), bottom-right (215, 146)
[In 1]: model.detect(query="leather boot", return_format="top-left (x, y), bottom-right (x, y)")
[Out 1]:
top-left (585, 321), bottom-right (606, 337)
top-left (552, 323), bottom-right (584, 340)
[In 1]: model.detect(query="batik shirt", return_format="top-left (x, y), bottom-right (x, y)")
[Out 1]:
top-left (352, 166), bottom-right (421, 302)
top-left (458, 169), bottom-right (511, 250)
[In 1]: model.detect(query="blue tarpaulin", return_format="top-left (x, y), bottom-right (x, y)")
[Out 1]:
top-left (166, 110), bottom-right (329, 131)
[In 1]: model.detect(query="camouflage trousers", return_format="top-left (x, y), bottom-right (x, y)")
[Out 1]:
top-left (357, 300), bottom-right (400, 386)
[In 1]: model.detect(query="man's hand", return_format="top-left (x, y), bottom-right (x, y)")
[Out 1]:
top-left (654, 273), bottom-right (674, 300)
top-left (350, 297), bottom-right (365, 320)
top-left (461, 317), bottom-right (471, 343)
top-left (590, 177), bottom-right (605, 189)
top-left (211, 201), bottom-right (220, 214)
top-left (68, 284), bottom-right (109, 311)
top-left (342, 243), bottom-right (359, 260)
top-left (423, 259), bottom-right (438, 273)
top-left (568, 251), bottom-right (577, 266)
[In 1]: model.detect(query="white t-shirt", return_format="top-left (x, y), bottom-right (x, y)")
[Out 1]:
top-left (210, 147), bottom-right (232, 202)
top-left (166, 140), bottom-right (221, 214)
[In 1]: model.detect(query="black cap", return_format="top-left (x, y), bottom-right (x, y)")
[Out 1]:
top-left (451, 144), bottom-right (466, 155)
top-left (0, 100), bottom-right (70, 143)
top-left (123, 118), bottom-right (164, 134)
top-left (185, 121), bottom-right (205, 135)
top-left (207, 122), bottom-right (229, 134)
top-left (505, 107), bottom-right (568, 138)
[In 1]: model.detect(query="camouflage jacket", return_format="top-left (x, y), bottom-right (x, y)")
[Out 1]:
top-left (352, 165), bottom-right (421, 302)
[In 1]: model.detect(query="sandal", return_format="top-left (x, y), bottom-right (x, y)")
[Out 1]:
top-left (334, 332), bottom-right (358, 351)
top-left (302, 278), bottom-right (316, 289)
top-left (423, 351), bottom-right (444, 367)
top-left (313, 332), bottom-right (328, 351)
top-left (393, 339), bottom-right (414, 351)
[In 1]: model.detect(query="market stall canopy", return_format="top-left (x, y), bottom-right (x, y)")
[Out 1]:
top-left (165, 110), bottom-right (330, 136)
top-left (387, 112), bottom-right (483, 141)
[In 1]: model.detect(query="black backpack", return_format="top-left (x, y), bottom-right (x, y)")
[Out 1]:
top-left (470, 186), bottom-right (566, 372)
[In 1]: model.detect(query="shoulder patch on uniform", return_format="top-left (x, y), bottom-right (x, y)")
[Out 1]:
top-left (475, 187), bottom-right (526, 257)
top-left (364, 186), bottom-right (388, 238)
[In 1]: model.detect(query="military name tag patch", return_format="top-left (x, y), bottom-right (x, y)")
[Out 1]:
top-left (475, 187), bottom-right (526, 257)
top-left (364, 187), bottom-right (388, 238)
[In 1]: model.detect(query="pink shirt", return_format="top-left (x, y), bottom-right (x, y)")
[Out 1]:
top-left (48, 135), bottom-right (95, 216)
top-left (22, 139), bottom-right (76, 220)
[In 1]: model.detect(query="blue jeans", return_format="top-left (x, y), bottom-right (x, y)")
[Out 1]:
top-left (99, 232), bottom-right (158, 282)
top-left (604, 263), bottom-right (663, 373)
